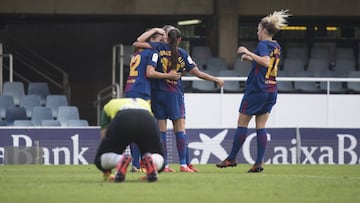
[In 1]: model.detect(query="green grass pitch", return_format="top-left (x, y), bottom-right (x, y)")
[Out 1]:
top-left (0, 164), bottom-right (359, 203)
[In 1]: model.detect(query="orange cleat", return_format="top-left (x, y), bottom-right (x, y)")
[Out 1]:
top-left (142, 153), bottom-right (158, 182)
top-left (187, 164), bottom-right (199, 172)
top-left (163, 166), bottom-right (176, 172)
top-left (114, 155), bottom-right (132, 182)
top-left (180, 165), bottom-right (194, 172)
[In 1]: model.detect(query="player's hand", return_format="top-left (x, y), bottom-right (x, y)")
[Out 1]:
top-left (241, 54), bottom-right (253, 62)
top-left (216, 78), bottom-right (224, 87)
top-left (237, 46), bottom-right (249, 55)
top-left (168, 70), bottom-right (181, 80)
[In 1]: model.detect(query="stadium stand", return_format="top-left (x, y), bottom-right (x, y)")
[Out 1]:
top-left (31, 106), bottom-right (54, 126)
top-left (347, 71), bottom-right (360, 93)
top-left (46, 95), bottom-right (68, 118)
top-left (5, 106), bottom-right (27, 126)
top-left (2, 81), bottom-right (25, 106)
top-left (56, 106), bottom-right (80, 126)
top-left (41, 120), bottom-right (61, 126)
top-left (192, 70), bottom-right (220, 93)
top-left (293, 71), bottom-right (320, 93)
top-left (206, 57), bottom-right (228, 75)
top-left (67, 119), bottom-right (89, 127)
top-left (27, 82), bottom-right (50, 106)
top-left (20, 94), bottom-right (41, 118)
top-left (218, 69), bottom-right (243, 93)
top-left (0, 95), bottom-right (14, 120)
top-left (13, 120), bottom-right (34, 126)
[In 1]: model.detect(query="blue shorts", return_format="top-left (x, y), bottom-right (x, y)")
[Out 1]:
top-left (151, 91), bottom-right (185, 120)
top-left (239, 91), bottom-right (277, 115)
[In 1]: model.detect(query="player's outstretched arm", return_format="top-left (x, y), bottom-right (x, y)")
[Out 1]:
top-left (189, 67), bottom-right (224, 87)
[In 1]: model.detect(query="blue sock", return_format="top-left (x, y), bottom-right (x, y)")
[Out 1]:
top-left (175, 131), bottom-right (187, 165)
top-left (228, 127), bottom-right (248, 161)
top-left (130, 143), bottom-right (141, 168)
top-left (160, 131), bottom-right (168, 166)
top-left (185, 134), bottom-right (190, 165)
top-left (255, 128), bottom-right (267, 164)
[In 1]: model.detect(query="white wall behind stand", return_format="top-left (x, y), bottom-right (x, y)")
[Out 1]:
top-left (174, 93), bottom-right (360, 129)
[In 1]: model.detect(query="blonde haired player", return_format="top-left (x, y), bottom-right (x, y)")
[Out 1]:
top-left (216, 10), bottom-right (291, 172)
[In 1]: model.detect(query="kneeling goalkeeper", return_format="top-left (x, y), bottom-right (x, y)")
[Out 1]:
top-left (94, 98), bottom-right (165, 182)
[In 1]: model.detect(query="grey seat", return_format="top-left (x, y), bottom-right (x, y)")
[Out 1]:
top-left (283, 58), bottom-right (305, 76)
top-left (28, 82), bottom-right (50, 106)
top-left (218, 70), bottom-right (243, 93)
top-left (5, 106), bottom-right (27, 126)
top-left (20, 95), bottom-right (41, 118)
top-left (2, 81), bottom-right (25, 106)
top-left (46, 95), bottom-right (68, 118)
top-left (41, 120), bottom-right (61, 126)
top-left (206, 57), bottom-right (228, 75)
top-left (31, 106), bottom-right (54, 126)
top-left (0, 95), bottom-right (14, 120)
top-left (293, 71), bottom-right (320, 93)
top-left (67, 119), bottom-right (89, 127)
top-left (13, 120), bottom-right (34, 126)
top-left (192, 70), bottom-right (220, 93)
top-left (347, 71), bottom-right (360, 93)
top-left (277, 71), bottom-right (295, 93)
top-left (57, 106), bottom-right (80, 126)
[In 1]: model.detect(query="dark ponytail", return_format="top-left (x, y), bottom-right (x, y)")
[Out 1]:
top-left (168, 28), bottom-right (181, 70)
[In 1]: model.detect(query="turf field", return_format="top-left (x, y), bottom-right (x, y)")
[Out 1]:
top-left (0, 164), bottom-right (359, 203)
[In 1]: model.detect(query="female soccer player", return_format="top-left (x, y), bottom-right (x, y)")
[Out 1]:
top-left (134, 27), bottom-right (224, 172)
top-left (124, 30), bottom-right (180, 172)
top-left (216, 10), bottom-right (291, 172)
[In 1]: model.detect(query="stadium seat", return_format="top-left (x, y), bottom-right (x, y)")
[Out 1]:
top-left (233, 58), bottom-right (252, 77)
top-left (307, 58), bottom-right (329, 73)
top-left (31, 106), bottom-right (54, 126)
top-left (57, 106), bottom-right (80, 126)
top-left (27, 82), bottom-right (50, 106)
top-left (0, 120), bottom-right (7, 126)
top-left (5, 106), bottom-right (27, 126)
top-left (277, 71), bottom-right (296, 93)
top-left (333, 59), bottom-right (356, 74)
top-left (206, 57), bottom-right (228, 75)
top-left (0, 95), bottom-right (15, 120)
top-left (13, 120), bottom-right (34, 126)
top-left (335, 47), bottom-right (355, 61)
top-left (46, 95), bottom-right (68, 118)
top-left (122, 45), bottom-right (134, 66)
top-left (2, 81), bottom-right (25, 106)
top-left (41, 120), bottom-right (61, 126)
top-left (20, 95), bottom-right (41, 118)
top-left (218, 70), bottom-right (243, 93)
top-left (67, 119), bottom-right (89, 127)
top-left (347, 71), bottom-right (360, 93)
top-left (316, 71), bottom-right (347, 94)
top-left (282, 58), bottom-right (305, 75)
top-left (192, 70), bottom-right (220, 93)
top-left (192, 57), bottom-right (208, 70)
top-left (293, 71), bottom-right (320, 93)
top-left (192, 46), bottom-right (212, 61)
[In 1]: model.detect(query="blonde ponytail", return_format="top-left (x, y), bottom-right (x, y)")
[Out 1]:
top-left (261, 9), bottom-right (291, 36)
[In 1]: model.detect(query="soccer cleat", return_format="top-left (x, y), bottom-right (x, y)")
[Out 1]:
top-left (215, 159), bottom-right (238, 168)
top-left (163, 166), bottom-right (176, 172)
top-left (247, 165), bottom-right (264, 173)
top-left (114, 155), bottom-right (132, 182)
top-left (180, 165), bottom-right (194, 172)
top-left (187, 164), bottom-right (199, 172)
top-left (142, 153), bottom-right (158, 182)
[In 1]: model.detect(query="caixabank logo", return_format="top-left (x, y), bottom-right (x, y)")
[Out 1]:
top-left (178, 128), bottom-right (360, 165)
